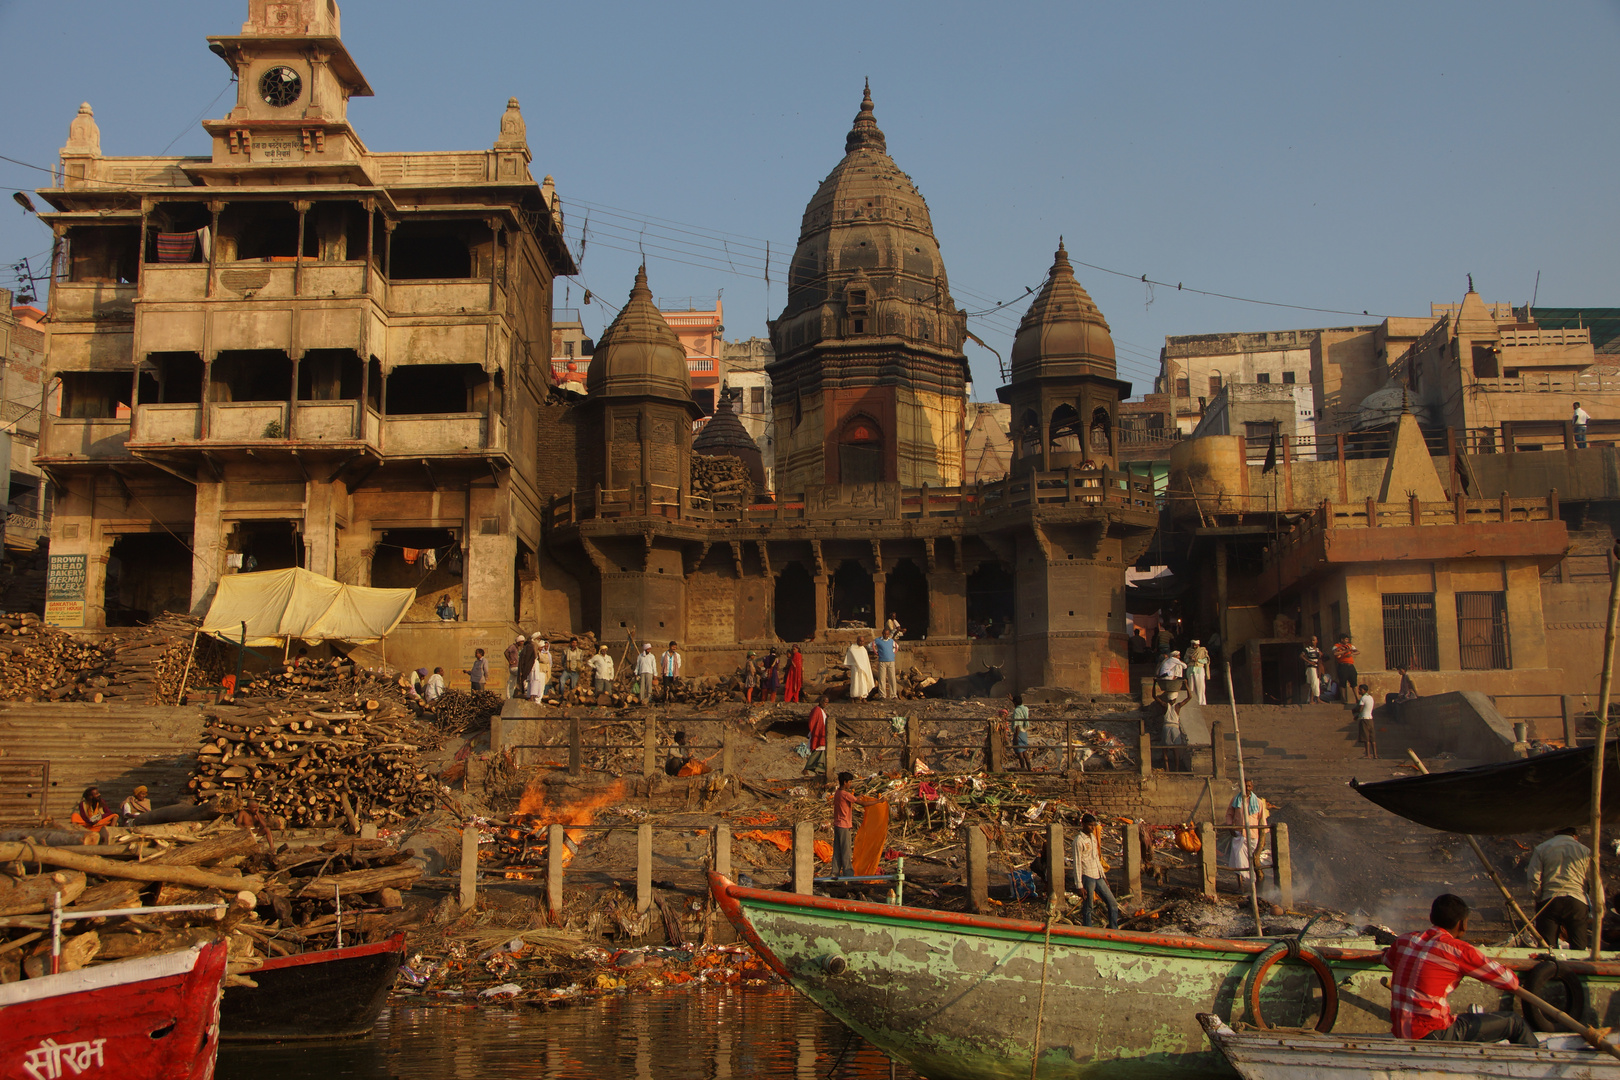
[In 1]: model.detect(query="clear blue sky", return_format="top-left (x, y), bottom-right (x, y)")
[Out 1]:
top-left (3, 1), bottom-right (1617, 398)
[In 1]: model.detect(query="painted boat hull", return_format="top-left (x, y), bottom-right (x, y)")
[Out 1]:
top-left (1200, 1012), bottom-right (1620, 1080)
top-left (710, 873), bottom-right (1620, 1080)
top-left (0, 941), bottom-right (227, 1080)
top-left (220, 933), bottom-right (404, 1041)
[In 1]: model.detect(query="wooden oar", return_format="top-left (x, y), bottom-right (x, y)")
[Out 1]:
top-left (1512, 985), bottom-right (1620, 1061)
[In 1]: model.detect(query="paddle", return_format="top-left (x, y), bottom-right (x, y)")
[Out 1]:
top-left (1512, 985), bottom-right (1620, 1061)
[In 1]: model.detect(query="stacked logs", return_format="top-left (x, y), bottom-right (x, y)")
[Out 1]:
top-left (0, 827), bottom-right (420, 982)
top-left (0, 611), bottom-right (117, 703)
top-left (188, 701), bottom-right (446, 829)
top-left (690, 455), bottom-right (754, 510)
top-left (423, 688), bottom-right (503, 734)
top-left (234, 656), bottom-right (403, 704)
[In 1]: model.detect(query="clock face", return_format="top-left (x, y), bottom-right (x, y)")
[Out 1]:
top-left (259, 66), bottom-right (302, 108)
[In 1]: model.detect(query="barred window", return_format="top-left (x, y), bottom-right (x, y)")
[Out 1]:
top-left (1457, 591), bottom-right (1510, 670)
top-left (1382, 592), bottom-right (1438, 670)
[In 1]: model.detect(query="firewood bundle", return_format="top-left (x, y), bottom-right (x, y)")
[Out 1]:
top-left (423, 688), bottom-right (503, 734)
top-left (690, 454), bottom-right (754, 510)
top-left (0, 826), bottom-right (420, 983)
top-left (0, 611), bottom-right (117, 703)
top-left (187, 701), bottom-right (446, 829)
top-left (234, 655), bottom-right (403, 704)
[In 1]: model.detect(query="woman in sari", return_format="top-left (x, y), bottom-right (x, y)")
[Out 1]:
top-left (783, 645), bottom-right (804, 703)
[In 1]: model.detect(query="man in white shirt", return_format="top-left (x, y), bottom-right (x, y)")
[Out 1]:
top-left (1073, 814), bottom-right (1120, 928)
top-left (587, 645), bottom-right (615, 695)
top-left (1574, 401), bottom-right (1591, 449)
top-left (1356, 684), bottom-right (1377, 759)
top-left (634, 643), bottom-right (657, 702)
top-left (659, 641), bottom-right (682, 702)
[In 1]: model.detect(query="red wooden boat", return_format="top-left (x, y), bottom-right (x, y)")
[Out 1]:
top-left (0, 940), bottom-right (228, 1080)
top-left (220, 933), bottom-right (405, 1041)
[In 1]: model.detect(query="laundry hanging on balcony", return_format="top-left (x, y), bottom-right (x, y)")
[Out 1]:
top-left (156, 231), bottom-right (198, 262)
top-left (402, 547), bottom-right (421, 564)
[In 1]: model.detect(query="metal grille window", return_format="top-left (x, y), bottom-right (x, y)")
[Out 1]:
top-left (1382, 593), bottom-right (1439, 670)
top-left (1456, 591), bottom-right (1510, 670)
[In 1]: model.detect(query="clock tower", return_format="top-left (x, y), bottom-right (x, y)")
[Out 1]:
top-left (197, 0), bottom-right (374, 182)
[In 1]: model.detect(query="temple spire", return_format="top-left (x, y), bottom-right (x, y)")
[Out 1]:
top-left (845, 79), bottom-right (886, 154)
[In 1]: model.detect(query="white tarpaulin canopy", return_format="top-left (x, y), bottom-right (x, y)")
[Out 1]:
top-left (200, 567), bottom-right (416, 647)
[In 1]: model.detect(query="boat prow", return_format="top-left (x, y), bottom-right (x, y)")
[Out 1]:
top-left (220, 931), bottom-right (406, 1041)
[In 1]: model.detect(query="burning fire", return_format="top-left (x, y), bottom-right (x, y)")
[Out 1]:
top-left (509, 779), bottom-right (626, 868)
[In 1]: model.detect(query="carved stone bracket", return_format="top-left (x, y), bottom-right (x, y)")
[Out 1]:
top-left (729, 541), bottom-right (745, 579)
top-left (924, 537), bottom-right (936, 573)
top-left (579, 535), bottom-right (611, 575)
top-left (1031, 521), bottom-right (1054, 563)
top-left (870, 539), bottom-right (884, 574)
top-left (757, 540), bottom-right (772, 579)
top-left (683, 540), bottom-right (711, 580)
top-left (810, 539), bottom-right (826, 578)
top-left (641, 530), bottom-right (655, 573)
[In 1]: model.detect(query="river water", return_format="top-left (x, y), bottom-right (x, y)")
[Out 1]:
top-left (217, 986), bottom-right (923, 1080)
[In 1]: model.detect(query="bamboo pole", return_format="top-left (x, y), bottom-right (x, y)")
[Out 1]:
top-left (1589, 540), bottom-right (1620, 960)
top-left (1223, 662), bottom-right (1265, 937)
top-left (1511, 986), bottom-right (1620, 1061)
top-left (1406, 749), bottom-right (1550, 949)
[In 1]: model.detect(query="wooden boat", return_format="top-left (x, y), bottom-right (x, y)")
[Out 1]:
top-left (1199, 1012), bottom-right (1620, 1079)
top-left (220, 932), bottom-right (405, 1041)
top-left (0, 940), bottom-right (228, 1080)
top-left (711, 872), bottom-right (1620, 1080)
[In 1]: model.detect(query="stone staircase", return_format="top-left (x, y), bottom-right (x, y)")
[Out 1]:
top-left (1221, 702), bottom-right (1521, 934)
top-left (0, 703), bottom-right (208, 824)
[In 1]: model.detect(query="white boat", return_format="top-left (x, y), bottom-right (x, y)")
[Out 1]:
top-left (1199, 1012), bottom-right (1620, 1080)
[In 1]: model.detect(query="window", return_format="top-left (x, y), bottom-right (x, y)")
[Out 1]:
top-left (1472, 346), bottom-right (1499, 379)
top-left (1282, 370), bottom-right (1296, 385)
top-left (749, 387), bottom-right (765, 414)
top-left (1457, 591), bottom-right (1510, 669)
top-left (1256, 372), bottom-right (1272, 385)
top-left (564, 341), bottom-right (574, 358)
top-left (1244, 421), bottom-right (1278, 442)
top-left (1208, 375), bottom-right (1222, 395)
top-left (1175, 378), bottom-right (1190, 398)
top-left (1382, 592), bottom-right (1439, 670)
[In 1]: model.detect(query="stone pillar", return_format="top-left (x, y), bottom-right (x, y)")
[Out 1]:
top-left (302, 479), bottom-right (339, 579)
top-left (792, 822), bottom-right (815, 894)
top-left (813, 574), bottom-right (829, 640)
top-left (1272, 823), bottom-right (1293, 910)
top-left (546, 823), bottom-right (565, 917)
top-left (712, 824), bottom-right (731, 879)
top-left (966, 826), bottom-right (990, 914)
top-left (465, 485), bottom-right (515, 624)
top-left (636, 823), bottom-right (653, 913)
top-left (1046, 823), bottom-right (1065, 905)
top-left (823, 716), bottom-right (837, 785)
top-left (872, 573), bottom-right (886, 630)
top-left (1124, 823), bottom-right (1142, 900)
top-left (190, 480), bottom-right (227, 614)
top-left (1199, 823), bottom-right (1218, 897)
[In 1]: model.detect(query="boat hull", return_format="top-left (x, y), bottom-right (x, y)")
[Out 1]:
top-left (220, 933), bottom-right (404, 1042)
top-left (710, 874), bottom-right (1620, 1080)
top-left (0, 941), bottom-right (227, 1080)
top-left (1200, 1013), bottom-right (1620, 1080)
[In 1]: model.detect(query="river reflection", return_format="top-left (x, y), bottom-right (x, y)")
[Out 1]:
top-left (217, 985), bottom-right (922, 1079)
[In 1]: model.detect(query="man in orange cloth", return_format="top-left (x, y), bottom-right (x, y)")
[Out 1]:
top-left (831, 771), bottom-right (880, 880)
top-left (70, 786), bottom-right (118, 841)
top-left (783, 645), bottom-right (804, 703)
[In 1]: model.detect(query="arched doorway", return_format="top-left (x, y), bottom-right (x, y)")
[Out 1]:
top-left (886, 558), bottom-right (930, 640)
top-left (1089, 407), bottom-right (1112, 457)
top-left (773, 562), bottom-right (815, 642)
top-left (838, 415), bottom-right (884, 484)
top-left (967, 561), bottom-right (1015, 639)
top-left (1049, 405), bottom-right (1083, 454)
top-left (831, 559), bottom-right (875, 627)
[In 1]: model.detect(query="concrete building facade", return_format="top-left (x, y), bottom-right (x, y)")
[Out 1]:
top-left (0, 293), bottom-right (52, 555)
top-left (33, 0), bottom-right (574, 669)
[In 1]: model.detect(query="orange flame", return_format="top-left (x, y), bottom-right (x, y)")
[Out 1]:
top-left (513, 779), bottom-right (625, 867)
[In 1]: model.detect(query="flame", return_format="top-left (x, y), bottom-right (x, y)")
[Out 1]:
top-left (512, 779), bottom-right (625, 867)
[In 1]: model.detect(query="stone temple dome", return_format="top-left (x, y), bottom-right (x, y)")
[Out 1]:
top-left (770, 81), bottom-right (967, 363)
top-left (585, 266), bottom-right (697, 410)
top-left (1009, 239), bottom-right (1117, 383)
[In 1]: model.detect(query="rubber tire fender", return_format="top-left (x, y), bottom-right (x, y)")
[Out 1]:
top-left (1245, 941), bottom-right (1340, 1033)
top-left (1521, 960), bottom-right (1588, 1033)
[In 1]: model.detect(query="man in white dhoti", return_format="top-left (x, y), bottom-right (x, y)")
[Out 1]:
top-left (1224, 780), bottom-right (1269, 887)
top-left (845, 635), bottom-right (875, 701)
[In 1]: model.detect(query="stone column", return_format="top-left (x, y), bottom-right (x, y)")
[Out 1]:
top-left (813, 574), bottom-right (829, 640)
top-left (189, 480), bottom-right (227, 614)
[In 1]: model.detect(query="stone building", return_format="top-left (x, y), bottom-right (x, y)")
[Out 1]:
top-left (34, 0), bottom-right (574, 673)
top-left (0, 292), bottom-right (51, 554)
top-left (543, 91), bottom-right (1156, 692)
top-left (718, 336), bottom-right (775, 489)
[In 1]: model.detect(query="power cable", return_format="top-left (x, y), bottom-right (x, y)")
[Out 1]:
top-left (158, 80), bottom-right (237, 156)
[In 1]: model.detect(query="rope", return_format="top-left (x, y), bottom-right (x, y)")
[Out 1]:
top-left (1028, 907), bottom-right (1057, 1080)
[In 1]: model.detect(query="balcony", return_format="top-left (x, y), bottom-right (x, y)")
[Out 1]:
top-left (39, 416), bottom-right (130, 462)
top-left (387, 280), bottom-right (501, 315)
top-left (382, 413), bottom-right (505, 455)
top-left (128, 399), bottom-right (498, 458)
top-left (137, 261), bottom-right (379, 305)
top-left (51, 282), bottom-right (136, 322)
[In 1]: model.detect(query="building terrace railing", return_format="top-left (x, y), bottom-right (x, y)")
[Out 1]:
top-left (545, 467), bottom-right (1158, 528)
top-left (1473, 371), bottom-right (1620, 394)
top-left (1267, 493), bottom-right (1557, 562)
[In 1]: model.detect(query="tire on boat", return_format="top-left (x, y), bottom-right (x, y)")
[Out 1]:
top-left (1244, 941), bottom-right (1340, 1033)
top-left (1521, 960), bottom-right (1588, 1033)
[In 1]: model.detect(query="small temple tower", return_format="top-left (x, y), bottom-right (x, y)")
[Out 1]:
top-left (998, 240), bottom-right (1130, 473)
top-left (767, 83), bottom-right (969, 493)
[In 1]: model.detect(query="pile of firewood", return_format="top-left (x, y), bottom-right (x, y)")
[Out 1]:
top-left (690, 454), bottom-right (754, 510)
top-left (423, 688), bottom-right (503, 734)
top-left (188, 699), bottom-right (447, 829)
top-left (0, 826), bottom-right (420, 982)
top-left (0, 611), bottom-right (118, 703)
top-left (233, 655), bottom-right (404, 705)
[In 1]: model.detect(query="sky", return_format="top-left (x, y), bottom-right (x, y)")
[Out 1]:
top-left (2, 0), bottom-right (1617, 399)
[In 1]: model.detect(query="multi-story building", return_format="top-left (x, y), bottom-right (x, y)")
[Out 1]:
top-left (550, 307), bottom-right (592, 393)
top-left (718, 335), bottom-right (774, 487)
top-left (0, 291), bottom-right (51, 553)
top-left (33, 0), bottom-right (573, 666)
top-left (659, 297), bottom-right (722, 417)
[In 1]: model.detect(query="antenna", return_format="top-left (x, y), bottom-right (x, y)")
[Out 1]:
top-left (1530, 270), bottom-right (1540, 318)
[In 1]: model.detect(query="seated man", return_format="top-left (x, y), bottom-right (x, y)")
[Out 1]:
top-left (1384, 893), bottom-right (1535, 1046)
top-left (70, 786), bottom-right (118, 840)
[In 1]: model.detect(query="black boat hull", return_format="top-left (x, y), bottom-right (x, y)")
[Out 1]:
top-left (221, 933), bottom-right (404, 1042)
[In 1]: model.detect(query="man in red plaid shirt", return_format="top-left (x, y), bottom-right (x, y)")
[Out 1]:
top-left (1383, 894), bottom-right (1536, 1045)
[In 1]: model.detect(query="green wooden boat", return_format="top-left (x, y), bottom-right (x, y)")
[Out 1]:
top-left (711, 872), bottom-right (1620, 1080)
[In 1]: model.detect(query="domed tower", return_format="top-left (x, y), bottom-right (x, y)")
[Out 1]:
top-left (692, 388), bottom-right (767, 495)
top-left (997, 240), bottom-right (1130, 474)
top-left (584, 266), bottom-right (703, 496)
top-left (768, 83), bottom-right (969, 493)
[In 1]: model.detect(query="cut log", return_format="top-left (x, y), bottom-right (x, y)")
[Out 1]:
top-left (295, 864), bottom-right (421, 899)
top-left (146, 829), bottom-right (260, 867)
top-left (0, 843), bottom-right (264, 894)
top-left (0, 871), bottom-right (86, 916)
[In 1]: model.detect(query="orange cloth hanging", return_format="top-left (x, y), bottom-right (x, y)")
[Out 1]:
top-left (852, 801), bottom-right (890, 877)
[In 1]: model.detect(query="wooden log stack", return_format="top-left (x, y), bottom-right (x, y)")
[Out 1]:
top-left (0, 826), bottom-right (420, 984)
top-left (188, 699), bottom-right (446, 829)
top-left (690, 454), bottom-right (754, 511)
top-left (0, 611), bottom-right (117, 704)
